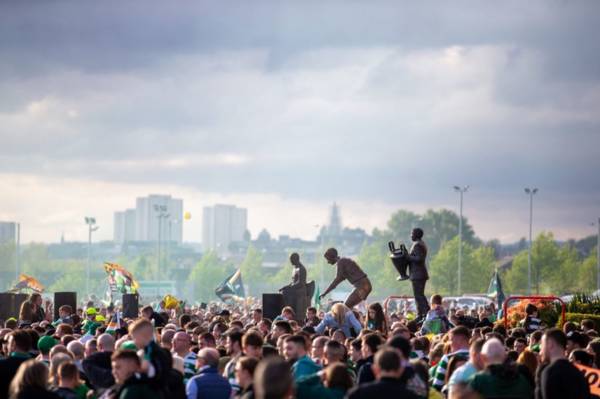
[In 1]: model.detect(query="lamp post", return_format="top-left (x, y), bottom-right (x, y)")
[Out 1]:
top-left (84, 217), bottom-right (99, 297)
top-left (154, 205), bottom-right (169, 281)
top-left (524, 188), bottom-right (538, 295)
top-left (453, 185), bottom-right (469, 295)
top-left (15, 223), bottom-right (20, 281)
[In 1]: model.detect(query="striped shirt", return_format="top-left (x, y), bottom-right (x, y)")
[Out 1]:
top-left (431, 349), bottom-right (469, 391)
top-left (183, 351), bottom-right (197, 383)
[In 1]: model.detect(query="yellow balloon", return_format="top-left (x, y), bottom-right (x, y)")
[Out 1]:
top-left (184, 211), bottom-right (192, 220)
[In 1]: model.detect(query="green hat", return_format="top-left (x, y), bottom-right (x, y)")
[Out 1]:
top-left (120, 340), bottom-right (137, 351)
top-left (86, 308), bottom-right (97, 316)
top-left (38, 336), bottom-right (58, 353)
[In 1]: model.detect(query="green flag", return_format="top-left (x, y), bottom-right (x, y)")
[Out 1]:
top-left (487, 269), bottom-right (506, 310)
top-left (313, 285), bottom-right (321, 310)
top-left (215, 269), bottom-right (245, 302)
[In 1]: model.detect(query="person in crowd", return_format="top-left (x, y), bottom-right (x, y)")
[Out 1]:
top-left (9, 359), bottom-right (60, 399)
top-left (82, 333), bottom-right (115, 392)
top-left (431, 326), bottom-right (470, 391)
top-left (311, 336), bottom-right (329, 365)
top-left (129, 319), bottom-right (171, 392)
top-left (110, 349), bottom-right (161, 399)
top-left (254, 356), bottom-right (293, 399)
top-left (566, 330), bottom-right (588, 355)
top-left (250, 309), bottom-right (263, 327)
top-left (315, 303), bottom-right (362, 338)
top-left (160, 329), bottom-right (176, 351)
top-left (420, 295), bottom-right (452, 335)
top-left (538, 328), bottom-right (591, 399)
top-left (273, 307), bottom-right (295, 323)
top-left (141, 305), bottom-right (167, 328)
top-left (522, 304), bottom-right (542, 334)
top-left (569, 349), bottom-right (594, 367)
top-left (53, 362), bottom-right (80, 399)
top-left (172, 331), bottom-right (197, 384)
top-left (235, 356), bottom-right (258, 399)
top-left (0, 330), bottom-right (33, 398)
top-left (319, 248), bottom-right (372, 309)
top-left (52, 306), bottom-right (74, 327)
top-left (283, 334), bottom-right (321, 380)
top-left (186, 348), bottom-right (231, 399)
top-left (347, 348), bottom-right (419, 398)
top-left (364, 303), bottom-right (388, 335)
top-left (304, 307), bottom-right (320, 328)
top-left (223, 329), bottom-right (244, 394)
top-left (586, 337), bottom-right (600, 368)
top-left (199, 332), bottom-right (217, 349)
top-left (468, 338), bottom-right (533, 398)
top-left (357, 333), bottom-right (382, 385)
top-left (296, 362), bottom-right (354, 399)
top-left (447, 338), bottom-right (484, 395)
top-left (241, 331), bottom-right (263, 360)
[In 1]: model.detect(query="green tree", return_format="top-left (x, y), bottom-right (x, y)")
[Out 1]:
top-left (579, 249), bottom-right (599, 293)
top-left (239, 246), bottom-right (264, 296)
top-left (188, 252), bottom-right (233, 302)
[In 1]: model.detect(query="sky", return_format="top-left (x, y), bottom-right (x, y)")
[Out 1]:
top-left (1, 1), bottom-right (599, 244)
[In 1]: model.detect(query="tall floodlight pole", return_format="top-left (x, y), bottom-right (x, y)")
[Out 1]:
top-left (524, 188), bottom-right (538, 295)
top-left (85, 217), bottom-right (99, 298)
top-left (453, 185), bottom-right (469, 295)
top-left (15, 223), bottom-right (20, 281)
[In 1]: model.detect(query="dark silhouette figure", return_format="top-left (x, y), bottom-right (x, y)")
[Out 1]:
top-left (407, 228), bottom-right (430, 319)
top-left (280, 253), bottom-right (309, 319)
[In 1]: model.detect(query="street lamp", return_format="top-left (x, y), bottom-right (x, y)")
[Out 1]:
top-left (84, 217), bottom-right (99, 298)
top-left (453, 185), bottom-right (469, 295)
top-left (154, 205), bottom-right (169, 281)
top-left (524, 188), bottom-right (538, 295)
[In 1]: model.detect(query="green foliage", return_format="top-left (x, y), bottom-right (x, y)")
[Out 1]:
top-left (239, 246), bottom-right (264, 296)
top-left (188, 251), bottom-right (234, 303)
top-left (565, 293), bottom-right (600, 314)
top-left (429, 237), bottom-right (495, 295)
top-left (578, 249), bottom-right (599, 293)
top-left (561, 313), bottom-right (600, 330)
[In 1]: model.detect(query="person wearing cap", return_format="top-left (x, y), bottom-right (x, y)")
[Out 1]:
top-left (37, 335), bottom-right (58, 365)
top-left (319, 248), bottom-right (372, 309)
top-left (82, 308), bottom-right (100, 336)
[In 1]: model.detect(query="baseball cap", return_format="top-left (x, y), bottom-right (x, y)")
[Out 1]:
top-left (38, 336), bottom-right (58, 353)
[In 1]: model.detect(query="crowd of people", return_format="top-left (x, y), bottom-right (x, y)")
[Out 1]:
top-left (0, 291), bottom-right (597, 399)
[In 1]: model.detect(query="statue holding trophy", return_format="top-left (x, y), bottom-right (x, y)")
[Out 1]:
top-left (388, 227), bottom-right (430, 321)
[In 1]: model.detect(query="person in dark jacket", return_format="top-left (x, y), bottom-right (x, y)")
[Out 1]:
top-left (82, 333), bottom-right (115, 391)
top-left (357, 333), bottom-right (382, 385)
top-left (0, 330), bottom-right (33, 398)
top-left (9, 359), bottom-right (61, 399)
top-left (111, 350), bottom-right (161, 399)
top-left (346, 348), bottom-right (419, 399)
top-left (186, 348), bottom-right (231, 399)
top-left (130, 319), bottom-right (172, 394)
top-left (235, 356), bottom-right (258, 399)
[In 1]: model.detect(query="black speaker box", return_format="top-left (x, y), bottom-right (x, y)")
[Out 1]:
top-left (122, 293), bottom-right (139, 319)
top-left (262, 293), bottom-right (284, 321)
top-left (0, 293), bottom-right (15, 321)
top-left (54, 292), bottom-right (77, 321)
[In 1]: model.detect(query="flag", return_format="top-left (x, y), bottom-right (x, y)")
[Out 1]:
top-left (487, 269), bottom-right (506, 310)
top-left (104, 262), bottom-right (139, 294)
top-left (215, 269), bottom-right (245, 302)
top-left (105, 312), bottom-right (121, 335)
top-left (10, 274), bottom-right (44, 293)
top-left (313, 285), bottom-right (321, 311)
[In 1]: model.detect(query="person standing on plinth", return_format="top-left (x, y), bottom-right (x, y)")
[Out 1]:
top-left (319, 248), bottom-right (372, 309)
top-left (407, 228), bottom-right (430, 321)
top-left (280, 253), bottom-right (308, 318)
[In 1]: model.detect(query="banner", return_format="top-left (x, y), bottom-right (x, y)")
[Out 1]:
top-left (487, 269), bottom-right (505, 310)
top-left (10, 274), bottom-right (44, 293)
top-left (104, 262), bottom-right (139, 294)
top-left (574, 363), bottom-right (600, 397)
top-left (215, 269), bottom-right (245, 302)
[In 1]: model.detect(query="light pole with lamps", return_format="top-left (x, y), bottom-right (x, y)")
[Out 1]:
top-left (453, 185), bottom-right (469, 295)
top-left (524, 188), bottom-right (538, 295)
top-left (84, 217), bottom-right (99, 297)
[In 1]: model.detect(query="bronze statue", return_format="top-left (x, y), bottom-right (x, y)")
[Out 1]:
top-left (280, 253), bottom-right (310, 319)
top-left (389, 228), bottom-right (430, 320)
top-left (319, 247), bottom-right (372, 309)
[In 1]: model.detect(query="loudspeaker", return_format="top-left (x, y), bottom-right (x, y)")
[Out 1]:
top-left (13, 294), bottom-right (28, 319)
top-left (122, 294), bottom-right (139, 319)
top-left (262, 293), bottom-right (284, 321)
top-left (0, 293), bottom-right (15, 321)
top-left (54, 292), bottom-right (77, 321)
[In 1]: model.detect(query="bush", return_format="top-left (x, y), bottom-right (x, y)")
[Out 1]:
top-left (566, 293), bottom-right (600, 314)
top-left (559, 313), bottom-right (600, 330)
top-left (505, 299), bottom-right (560, 329)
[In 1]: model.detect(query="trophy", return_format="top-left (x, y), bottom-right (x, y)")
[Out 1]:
top-left (388, 241), bottom-right (410, 281)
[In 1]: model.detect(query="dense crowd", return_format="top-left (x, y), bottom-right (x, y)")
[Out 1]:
top-left (0, 292), bottom-right (597, 399)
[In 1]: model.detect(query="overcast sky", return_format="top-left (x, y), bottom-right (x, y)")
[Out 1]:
top-left (1, 1), bottom-right (599, 244)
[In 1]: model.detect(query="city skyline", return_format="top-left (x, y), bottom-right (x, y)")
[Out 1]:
top-left (1, 2), bottom-right (599, 245)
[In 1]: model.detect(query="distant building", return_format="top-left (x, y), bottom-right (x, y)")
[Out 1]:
top-left (0, 221), bottom-right (16, 245)
top-left (113, 209), bottom-right (136, 243)
top-left (202, 204), bottom-right (247, 255)
top-left (113, 194), bottom-right (183, 244)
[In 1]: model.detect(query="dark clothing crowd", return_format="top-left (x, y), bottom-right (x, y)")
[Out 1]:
top-left (0, 293), bottom-right (596, 399)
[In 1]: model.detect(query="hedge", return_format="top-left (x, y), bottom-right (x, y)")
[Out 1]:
top-left (558, 313), bottom-right (600, 330)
